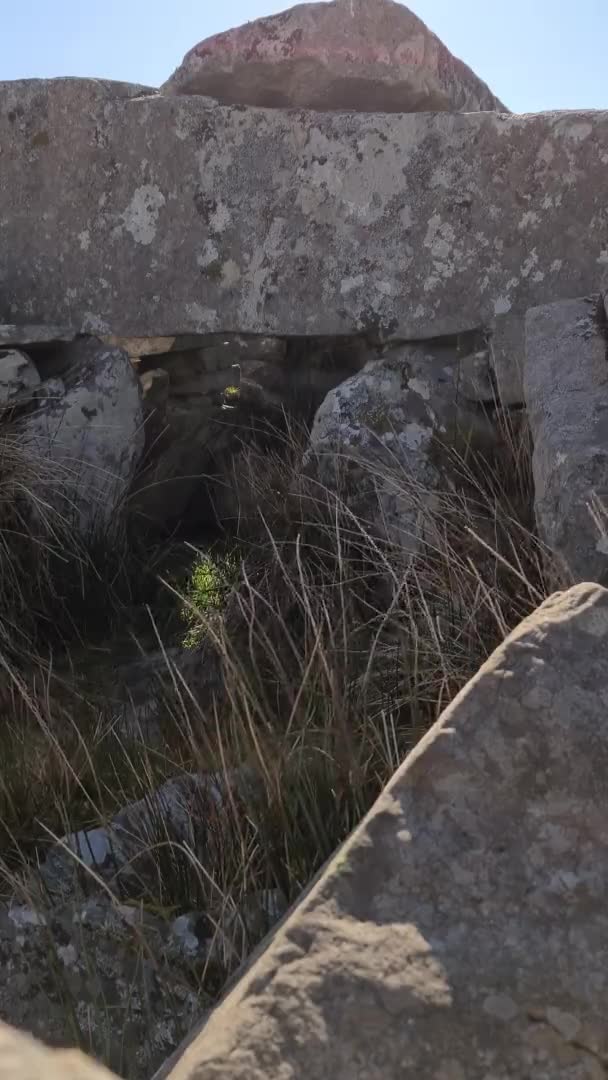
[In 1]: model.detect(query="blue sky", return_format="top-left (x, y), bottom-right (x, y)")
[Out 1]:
top-left (2, 0), bottom-right (607, 114)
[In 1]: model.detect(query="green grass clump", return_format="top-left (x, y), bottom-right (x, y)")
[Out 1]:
top-left (181, 550), bottom-right (239, 647)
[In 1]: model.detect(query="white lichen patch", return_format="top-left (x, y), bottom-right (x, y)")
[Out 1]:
top-left (57, 943), bottom-right (78, 967)
top-left (122, 184), bottom-right (166, 246)
top-left (374, 280), bottom-right (395, 297)
top-left (221, 259), bottom-right (241, 287)
top-left (521, 249), bottom-right (539, 279)
top-left (340, 275), bottom-right (364, 296)
top-left (403, 422), bottom-right (432, 450)
top-left (407, 377), bottom-right (431, 401)
top-left (197, 241), bottom-right (219, 268)
top-left (78, 229), bottom-right (91, 251)
top-left (424, 214), bottom-right (455, 263)
top-left (185, 303), bottom-right (219, 331)
top-left (81, 312), bottom-right (111, 334)
top-left (518, 211), bottom-right (540, 231)
top-left (494, 296), bottom-right (512, 316)
top-left (8, 905), bottom-right (47, 928)
top-left (209, 201), bottom-right (232, 233)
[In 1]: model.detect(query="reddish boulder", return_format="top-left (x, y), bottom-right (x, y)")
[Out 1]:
top-left (161, 0), bottom-right (507, 113)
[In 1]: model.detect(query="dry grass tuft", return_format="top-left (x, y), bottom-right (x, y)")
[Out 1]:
top-left (0, 407), bottom-right (556, 1074)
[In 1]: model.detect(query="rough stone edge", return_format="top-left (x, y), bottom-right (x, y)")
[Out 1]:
top-left (0, 1019), bottom-right (119, 1079)
top-left (157, 582), bottom-right (605, 1079)
top-left (0, 77), bottom-right (157, 99)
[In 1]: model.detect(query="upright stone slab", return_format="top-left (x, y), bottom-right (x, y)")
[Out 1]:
top-left (163, 583), bottom-right (608, 1079)
top-left (162, 0), bottom-right (506, 113)
top-left (524, 295), bottom-right (608, 583)
top-left (306, 341), bottom-right (497, 548)
top-left (18, 338), bottom-right (144, 538)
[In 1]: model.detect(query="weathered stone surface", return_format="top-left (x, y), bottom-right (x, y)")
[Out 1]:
top-left (601, 266), bottom-right (608, 320)
top-left (0, 1020), bottom-right (118, 1080)
top-left (17, 338), bottom-right (144, 538)
top-left (524, 295), bottom-right (608, 584)
top-left (162, 0), bottom-right (506, 114)
top-left (0, 323), bottom-right (75, 347)
top-left (0, 895), bottom-right (200, 1078)
top-left (104, 334), bottom-right (176, 357)
top-left (1, 79), bottom-right (607, 400)
top-left (0, 348), bottom-right (40, 403)
top-left (307, 342), bottom-right (497, 547)
top-left (42, 772), bottom-right (231, 897)
top-left (164, 582), bottom-right (608, 1079)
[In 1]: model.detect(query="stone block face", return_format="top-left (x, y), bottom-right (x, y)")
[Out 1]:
top-left (524, 294), bottom-right (608, 583)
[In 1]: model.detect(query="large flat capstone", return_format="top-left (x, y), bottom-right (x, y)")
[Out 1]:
top-left (163, 582), bottom-right (608, 1079)
top-left (162, 0), bottom-right (506, 113)
top-left (1, 79), bottom-right (608, 400)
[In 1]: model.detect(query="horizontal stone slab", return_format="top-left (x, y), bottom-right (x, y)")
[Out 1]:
top-left (0, 323), bottom-right (76, 346)
top-left (0, 79), bottom-right (607, 396)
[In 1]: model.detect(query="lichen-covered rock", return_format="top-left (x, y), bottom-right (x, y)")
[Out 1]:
top-left (307, 342), bottom-right (497, 548)
top-left (163, 582), bottom-right (608, 1080)
top-left (41, 772), bottom-right (234, 898)
top-left (17, 337), bottom-right (144, 539)
top-left (0, 323), bottom-right (76, 348)
top-left (0, 1020), bottom-right (118, 1080)
top-left (0, 79), bottom-right (607, 395)
top-left (524, 294), bottom-right (608, 584)
top-left (0, 348), bottom-right (40, 404)
top-left (162, 0), bottom-right (506, 114)
top-left (0, 896), bottom-right (202, 1078)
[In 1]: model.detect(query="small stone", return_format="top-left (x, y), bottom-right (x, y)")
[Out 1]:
top-left (546, 1006), bottom-right (581, 1042)
top-left (483, 993), bottom-right (519, 1022)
